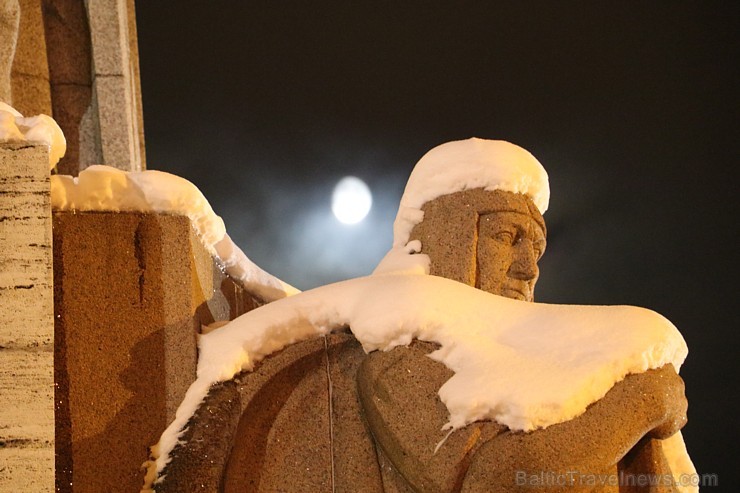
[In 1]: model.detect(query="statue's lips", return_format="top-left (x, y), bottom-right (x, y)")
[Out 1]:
top-left (502, 286), bottom-right (530, 302)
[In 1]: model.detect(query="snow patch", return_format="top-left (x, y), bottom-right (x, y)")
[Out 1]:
top-left (144, 273), bottom-right (688, 486)
top-left (0, 101), bottom-right (66, 168)
top-left (393, 138), bottom-right (549, 246)
top-left (373, 239), bottom-right (430, 276)
top-left (663, 431), bottom-right (699, 493)
top-left (50, 165), bottom-right (298, 301)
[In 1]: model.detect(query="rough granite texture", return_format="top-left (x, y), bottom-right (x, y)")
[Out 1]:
top-left (41, 0), bottom-right (96, 174)
top-left (125, 0), bottom-right (146, 168)
top-left (156, 331), bottom-right (384, 493)
top-left (360, 343), bottom-right (685, 493)
top-left (86, 0), bottom-right (144, 171)
top-left (408, 188), bottom-right (545, 291)
top-left (0, 142), bottom-right (54, 492)
top-left (619, 438), bottom-right (679, 493)
top-left (357, 341), bottom-right (506, 493)
top-left (53, 211), bottom-right (259, 493)
top-left (154, 335), bottom-right (687, 493)
top-left (225, 336), bottom-right (335, 492)
top-left (10, 0), bottom-right (52, 116)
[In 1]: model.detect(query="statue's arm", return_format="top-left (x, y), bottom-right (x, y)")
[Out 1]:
top-left (358, 341), bottom-right (687, 493)
top-left (462, 365), bottom-right (687, 493)
top-left (357, 341), bottom-right (508, 493)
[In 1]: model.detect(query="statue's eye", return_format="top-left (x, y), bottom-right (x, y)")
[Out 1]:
top-left (493, 231), bottom-right (515, 244)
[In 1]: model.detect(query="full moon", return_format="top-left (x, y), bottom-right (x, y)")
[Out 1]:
top-left (332, 176), bottom-right (372, 224)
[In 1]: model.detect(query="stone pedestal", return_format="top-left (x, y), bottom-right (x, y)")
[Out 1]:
top-left (53, 211), bottom-right (258, 492)
top-left (0, 142), bottom-right (54, 492)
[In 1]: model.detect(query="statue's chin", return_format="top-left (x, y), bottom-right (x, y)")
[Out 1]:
top-left (501, 287), bottom-right (529, 302)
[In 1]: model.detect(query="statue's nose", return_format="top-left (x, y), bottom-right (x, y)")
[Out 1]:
top-left (508, 239), bottom-right (539, 281)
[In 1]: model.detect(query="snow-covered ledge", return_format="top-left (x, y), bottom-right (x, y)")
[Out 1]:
top-left (50, 165), bottom-right (298, 302)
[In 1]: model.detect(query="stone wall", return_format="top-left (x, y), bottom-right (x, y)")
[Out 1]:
top-left (53, 211), bottom-right (259, 492)
top-left (0, 142), bottom-right (54, 491)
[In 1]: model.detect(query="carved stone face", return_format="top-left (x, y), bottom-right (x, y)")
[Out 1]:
top-left (409, 188), bottom-right (546, 301)
top-left (476, 210), bottom-right (546, 301)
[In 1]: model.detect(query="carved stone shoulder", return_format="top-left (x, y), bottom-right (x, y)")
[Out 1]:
top-left (357, 341), bottom-right (507, 493)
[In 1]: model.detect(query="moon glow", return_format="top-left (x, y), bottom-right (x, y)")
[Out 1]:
top-left (332, 176), bottom-right (372, 224)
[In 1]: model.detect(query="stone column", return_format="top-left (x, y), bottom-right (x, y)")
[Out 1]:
top-left (0, 142), bottom-right (55, 492)
top-left (11, 0), bottom-right (52, 116)
top-left (85, 0), bottom-right (145, 172)
top-left (41, 0), bottom-right (96, 174)
top-left (0, 0), bottom-right (20, 103)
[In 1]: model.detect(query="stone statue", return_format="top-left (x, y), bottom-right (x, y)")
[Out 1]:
top-left (359, 194), bottom-right (685, 492)
top-left (149, 139), bottom-right (689, 493)
top-left (354, 139), bottom-right (688, 492)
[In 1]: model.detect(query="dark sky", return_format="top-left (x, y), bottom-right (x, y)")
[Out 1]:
top-left (136, 2), bottom-right (738, 486)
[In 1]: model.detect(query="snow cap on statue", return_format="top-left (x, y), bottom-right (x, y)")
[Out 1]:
top-left (392, 138), bottom-right (550, 247)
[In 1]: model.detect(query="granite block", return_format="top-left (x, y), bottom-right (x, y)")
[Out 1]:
top-left (53, 211), bottom-right (258, 492)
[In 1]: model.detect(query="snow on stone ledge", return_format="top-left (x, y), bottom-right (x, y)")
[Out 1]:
top-left (144, 273), bottom-right (689, 488)
top-left (0, 101), bottom-right (66, 168)
top-left (50, 165), bottom-right (298, 302)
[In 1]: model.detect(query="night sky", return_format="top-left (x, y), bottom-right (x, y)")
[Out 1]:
top-left (136, 2), bottom-right (738, 486)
